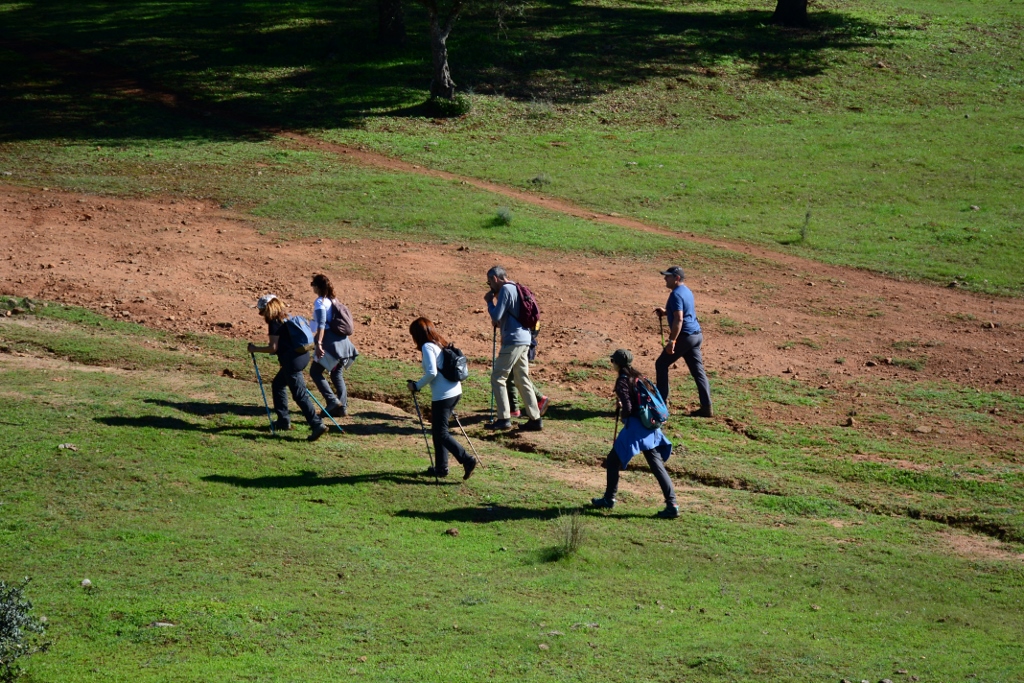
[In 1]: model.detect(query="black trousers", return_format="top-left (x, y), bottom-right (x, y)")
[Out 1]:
top-left (432, 395), bottom-right (470, 474)
top-left (271, 364), bottom-right (322, 430)
top-left (604, 449), bottom-right (677, 506)
top-left (655, 331), bottom-right (712, 411)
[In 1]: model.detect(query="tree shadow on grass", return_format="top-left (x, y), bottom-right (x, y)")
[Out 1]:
top-left (203, 468), bottom-right (439, 488)
top-left (0, 0), bottom-right (889, 141)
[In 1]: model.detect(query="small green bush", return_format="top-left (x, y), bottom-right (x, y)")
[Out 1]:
top-left (424, 94), bottom-right (471, 118)
top-left (1, 578), bottom-right (49, 682)
top-left (494, 207), bottom-right (513, 226)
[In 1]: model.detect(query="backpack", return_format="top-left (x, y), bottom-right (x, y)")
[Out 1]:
top-left (634, 377), bottom-right (669, 430)
top-left (328, 299), bottom-right (354, 337)
top-left (439, 343), bottom-right (470, 383)
top-left (511, 282), bottom-right (540, 331)
top-left (283, 315), bottom-right (316, 354)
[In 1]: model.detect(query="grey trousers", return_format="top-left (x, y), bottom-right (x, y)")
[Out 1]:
top-left (655, 331), bottom-right (711, 411)
top-left (310, 360), bottom-right (347, 410)
top-left (604, 449), bottom-right (677, 506)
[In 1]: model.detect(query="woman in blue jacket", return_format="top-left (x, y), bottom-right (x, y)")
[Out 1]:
top-left (591, 348), bottom-right (678, 518)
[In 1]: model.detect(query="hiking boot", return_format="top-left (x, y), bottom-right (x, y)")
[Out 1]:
top-left (307, 423), bottom-right (329, 442)
top-left (425, 466), bottom-right (449, 478)
top-left (323, 404), bottom-right (347, 418)
top-left (519, 418), bottom-right (543, 432)
top-left (591, 496), bottom-right (616, 509)
top-left (510, 409), bottom-right (521, 418)
top-left (462, 457), bottom-right (477, 481)
top-left (273, 419), bottom-right (293, 432)
top-left (656, 505), bottom-right (680, 519)
top-left (537, 395), bottom-right (550, 417)
top-left (485, 419), bottom-right (513, 431)
top-left (689, 406), bottom-right (713, 418)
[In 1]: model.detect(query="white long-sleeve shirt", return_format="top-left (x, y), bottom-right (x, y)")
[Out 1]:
top-left (414, 342), bottom-right (462, 401)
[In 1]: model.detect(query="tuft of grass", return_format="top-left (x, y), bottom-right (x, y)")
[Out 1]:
top-left (552, 510), bottom-right (588, 558)
top-left (493, 206), bottom-right (513, 226)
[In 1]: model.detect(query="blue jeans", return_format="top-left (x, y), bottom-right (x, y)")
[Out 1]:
top-left (310, 359), bottom-right (347, 410)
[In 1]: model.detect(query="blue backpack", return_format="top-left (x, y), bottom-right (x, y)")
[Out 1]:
top-left (283, 315), bottom-right (316, 355)
top-left (635, 377), bottom-right (669, 430)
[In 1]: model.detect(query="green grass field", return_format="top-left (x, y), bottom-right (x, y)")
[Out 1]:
top-left (1, 0), bottom-right (1022, 291)
top-left (2, 306), bottom-right (1023, 681)
top-left (2, 0), bottom-right (1024, 679)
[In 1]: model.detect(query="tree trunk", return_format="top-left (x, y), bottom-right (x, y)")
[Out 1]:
top-left (377, 0), bottom-right (406, 46)
top-left (771, 0), bottom-right (808, 26)
top-left (426, 7), bottom-right (458, 99)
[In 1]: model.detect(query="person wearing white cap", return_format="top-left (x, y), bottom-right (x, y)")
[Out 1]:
top-left (653, 266), bottom-right (712, 417)
top-left (247, 294), bottom-right (328, 442)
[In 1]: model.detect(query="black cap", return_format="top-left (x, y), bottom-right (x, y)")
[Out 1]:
top-left (660, 266), bottom-right (684, 278)
top-left (610, 349), bottom-right (634, 367)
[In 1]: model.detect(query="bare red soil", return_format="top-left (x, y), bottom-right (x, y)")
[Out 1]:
top-left (2, 183), bottom-right (1023, 433)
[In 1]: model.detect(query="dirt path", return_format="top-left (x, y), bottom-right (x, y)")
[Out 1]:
top-left (3, 183), bottom-right (1023, 406)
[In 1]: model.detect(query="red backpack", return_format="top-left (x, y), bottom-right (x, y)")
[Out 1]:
top-left (512, 282), bottom-right (540, 331)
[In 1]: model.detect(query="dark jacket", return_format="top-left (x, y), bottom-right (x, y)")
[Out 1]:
top-left (614, 372), bottom-right (638, 418)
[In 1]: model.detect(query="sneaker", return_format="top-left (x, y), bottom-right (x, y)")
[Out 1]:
top-left (307, 423), bottom-right (329, 442)
top-left (425, 466), bottom-right (449, 478)
top-left (462, 457), bottom-right (477, 481)
top-left (656, 505), bottom-right (680, 519)
top-left (510, 409), bottom-right (521, 418)
top-left (591, 496), bottom-right (616, 509)
top-left (519, 418), bottom-right (543, 432)
top-left (537, 395), bottom-right (550, 417)
top-left (273, 419), bottom-right (293, 432)
top-left (485, 419), bottom-right (513, 431)
top-left (325, 404), bottom-right (347, 418)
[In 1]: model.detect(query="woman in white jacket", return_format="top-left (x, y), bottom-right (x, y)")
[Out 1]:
top-left (407, 317), bottom-right (476, 480)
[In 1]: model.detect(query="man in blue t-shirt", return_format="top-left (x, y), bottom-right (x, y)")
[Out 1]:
top-left (654, 266), bottom-right (713, 417)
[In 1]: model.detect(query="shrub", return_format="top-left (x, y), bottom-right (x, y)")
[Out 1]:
top-left (0, 579), bottom-right (49, 683)
top-left (494, 207), bottom-right (513, 226)
top-left (424, 94), bottom-right (471, 118)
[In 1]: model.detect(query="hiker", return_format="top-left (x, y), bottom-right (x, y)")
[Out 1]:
top-left (484, 265), bottom-right (546, 431)
top-left (506, 333), bottom-right (548, 418)
top-left (310, 273), bottom-right (359, 418)
top-left (247, 294), bottom-right (328, 442)
top-left (591, 349), bottom-right (678, 519)
top-left (654, 266), bottom-right (713, 417)
top-left (407, 317), bottom-right (476, 480)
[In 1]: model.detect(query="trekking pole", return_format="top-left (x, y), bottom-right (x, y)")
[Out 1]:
top-left (306, 389), bottom-right (344, 433)
top-left (452, 411), bottom-right (480, 462)
top-left (613, 406), bottom-right (620, 442)
top-left (489, 327), bottom-right (497, 421)
top-left (658, 314), bottom-right (665, 346)
top-left (411, 388), bottom-right (437, 484)
top-left (251, 352), bottom-right (275, 436)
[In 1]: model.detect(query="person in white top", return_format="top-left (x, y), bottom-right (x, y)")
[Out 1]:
top-left (407, 317), bottom-right (476, 480)
top-left (310, 274), bottom-right (359, 418)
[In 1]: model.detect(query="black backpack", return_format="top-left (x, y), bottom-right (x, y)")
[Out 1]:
top-left (439, 343), bottom-right (469, 382)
